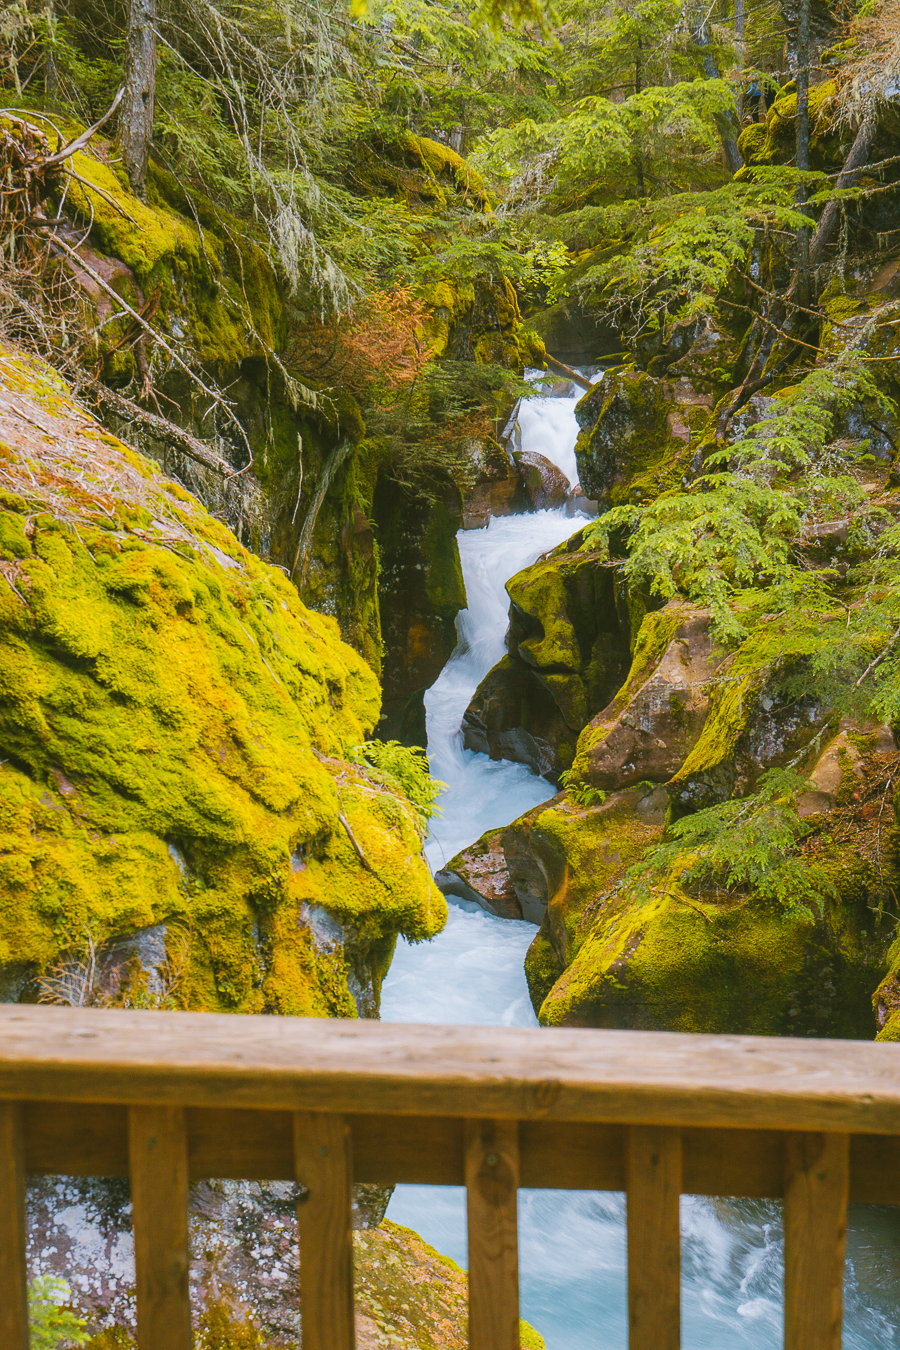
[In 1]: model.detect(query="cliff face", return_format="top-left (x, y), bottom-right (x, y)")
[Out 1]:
top-left (0, 344), bottom-right (445, 1016)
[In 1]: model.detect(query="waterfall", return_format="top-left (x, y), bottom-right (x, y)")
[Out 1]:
top-left (380, 385), bottom-right (900, 1350)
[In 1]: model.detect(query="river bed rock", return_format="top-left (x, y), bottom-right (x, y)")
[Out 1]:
top-left (462, 533), bottom-right (631, 780)
top-left (25, 1176), bottom-right (546, 1348)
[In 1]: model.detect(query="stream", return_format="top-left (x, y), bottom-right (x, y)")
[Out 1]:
top-left (379, 384), bottom-right (900, 1348)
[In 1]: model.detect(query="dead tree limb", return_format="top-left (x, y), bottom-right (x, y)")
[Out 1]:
top-left (291, 438), bottom-right (355, 583)
top-left (87, 380), bottom-right (232, 475)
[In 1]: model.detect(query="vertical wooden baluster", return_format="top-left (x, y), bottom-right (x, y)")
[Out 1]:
top-left (294, 1111), bottom-right (355, 1350)
top-left (465, 1118), bottom-right (520, 1350)
top-left (784, 1132), bottom-right (849, 1350)
top-left (128, 1106), bottom-right (193, 1350)
top-left (0, 1102), bottom-right (29, 1350)
top-left (627, 1125), bottom-right (681, 1350)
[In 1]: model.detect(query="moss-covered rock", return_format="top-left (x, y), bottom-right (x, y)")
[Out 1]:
top-left (30, 1176), bottom-right (548, 1349)
top-left (525, 709), bottom-right (898, 1036)
top-left (569, 603), bottom-right (727, 792)
top-left (462, 533), bottom-right (631, 780)
top-left (0, 344), bottom-right (444, 1013)
top-left (375, 475), bottom-right (466, 746)
top-left (736, 80), bottom-right (841, 177)
top-left (539, 874), bottom-right (885, 1036)
top-left (573, 370), bottom-right (699, 507)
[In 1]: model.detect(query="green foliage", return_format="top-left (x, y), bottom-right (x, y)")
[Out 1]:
top-left (29, 1277), bottom-right (89, 1350)
top-left (625, 768), bottom-right (836, 919)
top-left (559, 769), bottom-right (607, 808)
top-left (582, 355), bottom-right (887, 641)
top-left (349, 740), bottom-right (445, 832)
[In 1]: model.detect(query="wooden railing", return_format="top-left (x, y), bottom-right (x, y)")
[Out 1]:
top-left (1, 1007), bottom-right (899, 1350)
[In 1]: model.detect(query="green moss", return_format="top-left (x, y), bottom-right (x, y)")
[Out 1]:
top-left (569, 607), bottom-right (681, 783)
top-left (354, 1221), bottom-right (546, 1349)
top-left (410, 133), bottom-right (488, 205)
top-left (540, 852), bottom-right (885, 1037)
top-left (424, 499), bottom-right (466, 614)
top-left (5, 113), bottom-right (283, 373)
top-left (735, 79), bottom-right (839, 177)
top-left (877, 1011), bottom-right (900, 1041)
top-left (574, 371), bottom-right (690, 506)
top-left (0, 345), bottom-right (445, 1013)
top-left (524, 928), bottom-right (564, 1011)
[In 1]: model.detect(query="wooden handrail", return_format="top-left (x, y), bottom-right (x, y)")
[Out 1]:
top-left (0, 1006), bottom-right (898, 1349)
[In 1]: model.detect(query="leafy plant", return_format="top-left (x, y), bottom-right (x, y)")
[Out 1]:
top-left (559, 769), bottom-right (607, 808)
top-left (581, 354), bottom-right (888, 641)
top-left (29, 1277), bottom-right (89, 1350)
top-left (623, 768), bottom-right (837, 920)
top-left (349, 739), bottom-right (445, 832)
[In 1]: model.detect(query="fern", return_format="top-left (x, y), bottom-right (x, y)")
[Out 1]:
top-left (348, 740), bottom-right (445, 833)
top-left (623, 768), bottom-right (836, 921)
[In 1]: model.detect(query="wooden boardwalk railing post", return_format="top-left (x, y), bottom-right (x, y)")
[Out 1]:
top-left (465, 1118), bottom-right (520, 1350)
top-left (0, 1102), bottom-right (29, 1350)
top-left (294, 1111), bottom-right (355, 1350)
top-left (128, 1105), bottom-right (193, 1350)
top-left (784, 1132), bottom-right (849, 1350)
top-left (627, 1125), bottom-right (682, 1350)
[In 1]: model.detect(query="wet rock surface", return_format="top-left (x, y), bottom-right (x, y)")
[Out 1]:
top-left (462, 534), bottom-right (631, 781)
top-left (26, 1178), bottom-right (545, 1347)
top-left (513, 449), bottom-right (570, 510)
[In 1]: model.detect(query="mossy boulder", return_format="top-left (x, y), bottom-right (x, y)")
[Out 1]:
top-left (569, 603), bottom-right (728, 793)
top-left (736, 79), bottom-right (842, 177)
top-left (30, 1176), bottom-right (547, 1348)
top-left (666, 628), bottom-right (827, 812)
top-left (538, 873), bottom-right (885, 1036)
top-left (462, 534), bottom-right (631, 780)
top-left (0, 344), bottom-right (445, 1014)
top-left (573, 370), bottom-right (698, 507)
top-left (374, 474), bottom-right (466, 746)
top-left (461, 436), bottom-right (528, 529)
top-left (521, 697), bottom-right (898, 1036)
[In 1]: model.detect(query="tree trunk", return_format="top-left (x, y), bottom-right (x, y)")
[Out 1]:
top-left (693, 18), bottom-right (743, 174)
top-left (633, 39), bottom-right (646, 197)
top-left (794, 0), bottom-right (811, 310)
top-left (44, 1), bottom-right (59, 102)
top-left (119, 0), bottom-right (157, 196)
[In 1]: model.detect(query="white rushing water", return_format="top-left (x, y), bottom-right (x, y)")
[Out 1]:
top-left (380, 386), bottom-right (900, 1349)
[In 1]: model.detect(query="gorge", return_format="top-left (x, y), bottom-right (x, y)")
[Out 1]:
top-left (3, 0), bottom-right (900, 1343)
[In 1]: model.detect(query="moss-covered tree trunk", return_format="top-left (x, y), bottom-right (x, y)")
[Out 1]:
top-left (119, 0), bottom-right (157, 195)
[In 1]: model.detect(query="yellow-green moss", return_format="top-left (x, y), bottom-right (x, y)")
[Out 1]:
top-left (355, 1221), bottom-right (546, 1349)
top-left (2, 111), bottom-right (282, 372)
top-left (539, 847), bottom-right (885, 1036)
top-left (735, 79), bottom-right (839, 178)
top-left (0, 344), bottom-right (444, 1012)
top-left (569, 607), bottom-right (681, 783)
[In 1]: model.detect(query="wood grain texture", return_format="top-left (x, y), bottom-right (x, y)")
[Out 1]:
top-left (294, 1111), bottom-right (355, 1350)
top-left (129, 1106), bottom-right (193, 1350)
top-left (17, 1099), bottom-right (900, 1207)
top-left (2, 1007), bottom-right (900, 1133)
top-left (627, 1126), bottom-right (682, 1350)
top-left (0, 1102), bottom-right (28, 1350)
top-left (784, 1132), bottom-right (849, 1350)
top-left (465, 1119), bottom-right (520, 1350)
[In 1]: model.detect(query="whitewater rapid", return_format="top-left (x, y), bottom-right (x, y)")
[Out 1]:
top-left (380, 383), bottom-right (900, 1349)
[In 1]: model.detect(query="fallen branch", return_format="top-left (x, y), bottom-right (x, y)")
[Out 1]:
top-left (87, 380), bottom-right (233, 476)
top-left (45, 232), bottom-right (252, 460)
top-left (291, 438), bottom-right (355, 582)
top-left (337, 811), bottom-right (373, 872)
top-left (544, 353), bottom-right (592, 391)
